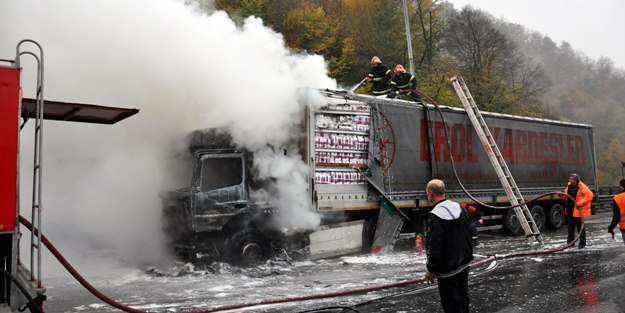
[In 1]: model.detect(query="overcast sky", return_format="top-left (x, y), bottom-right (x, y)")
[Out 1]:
top-left (445, 0), bottom-right (625, 70)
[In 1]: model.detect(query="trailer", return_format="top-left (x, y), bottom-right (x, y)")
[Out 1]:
top-left (161, 88), bottom-right (612, 265)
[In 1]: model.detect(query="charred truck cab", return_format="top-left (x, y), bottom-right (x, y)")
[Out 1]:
top-left (161, 129), bottom-right (303, 266)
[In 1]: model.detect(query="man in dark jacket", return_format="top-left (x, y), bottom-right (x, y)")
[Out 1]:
top-left (424, 179), bottom-right (474, 313)
top-left (364, 56), bottom-right (391, 96)
top-left (608, 179), bottom-right (625, 246)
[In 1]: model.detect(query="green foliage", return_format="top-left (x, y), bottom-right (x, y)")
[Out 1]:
top-left (328, 37), bottom-right (358, 84)
top-left (215, 0), bottom-right (268, 20)
top-left (597, 138), bottom-right (625, 184)
top-left (283, 4), bottom-right (339, 54)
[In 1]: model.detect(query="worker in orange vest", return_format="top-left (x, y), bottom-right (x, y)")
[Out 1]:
top-left (562, 173), bottom-right (594, 248)
top-left (608, 179), bottom-right (625, 246)
top-left (364, 56), bottom-right (392, 96)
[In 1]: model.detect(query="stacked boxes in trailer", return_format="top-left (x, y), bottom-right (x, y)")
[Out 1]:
top-left (161, 89), bottom-right (600, 265)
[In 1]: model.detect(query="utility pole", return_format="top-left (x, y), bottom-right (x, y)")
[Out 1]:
top-left (402, 0), bottom-right (415, 75)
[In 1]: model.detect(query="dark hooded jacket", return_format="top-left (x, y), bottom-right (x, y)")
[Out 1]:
top-left (426, 199), bottom-right (474, 277)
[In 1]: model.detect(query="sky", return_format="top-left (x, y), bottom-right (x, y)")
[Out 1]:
top-left (445, 0), bottom-right (625, 70)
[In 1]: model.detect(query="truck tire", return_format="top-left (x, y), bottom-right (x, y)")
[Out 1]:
top-left (530, 205), bottom-right (546, 231)
top-left (504, 209), bottom-right (522, 235)
top-left (546, 203), bottom-right (564, 230)
top-left (362, 217), bottom-right (378, 253)
top-left (225, 229), bottom-right (271, 266)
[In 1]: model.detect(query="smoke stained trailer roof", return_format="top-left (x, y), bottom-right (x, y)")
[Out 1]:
top-left (21, 98), bottom-right (139, 124)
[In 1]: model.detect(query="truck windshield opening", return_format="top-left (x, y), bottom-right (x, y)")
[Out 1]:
top-left (200, 157), bottom-right (243, 191)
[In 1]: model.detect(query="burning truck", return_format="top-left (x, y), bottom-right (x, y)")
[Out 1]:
top-left (161, 89), bottom-right (608, 265)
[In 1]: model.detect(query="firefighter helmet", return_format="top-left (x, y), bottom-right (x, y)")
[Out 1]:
top-left (394, 64), bottom-right (406, 73)
top-left (370, 56), bottom-right (382, 64)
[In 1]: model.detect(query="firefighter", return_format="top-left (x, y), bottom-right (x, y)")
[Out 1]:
top-left (389, 64), bottom-right (421, 102)
top-left (563, 173), bottom-right (594, 248)
top-left (461, 203), bottom-right (483, 247)
top-left (364, 56), bottom-right (392, 96)
top-left (608, 179), bottom-right (625, 246)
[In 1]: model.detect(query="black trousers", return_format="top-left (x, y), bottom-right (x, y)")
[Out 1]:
top-left (437, 267), bottom-right (470, 313)
top-left (398, 90), bottom-right (422, 102)
top-left (567, 216), bottom-right (586, 246)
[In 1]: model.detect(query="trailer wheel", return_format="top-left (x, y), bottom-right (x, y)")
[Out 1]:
top-left (530, 205), bottom-right (546, 231)
top-left (504, 209), bottom-right (522, 235)
top-left (225, 229), bottom-right (271, 266)
top-left (362, 217), bottom-right (378, 253)
top-left (546, 203), bottom-right (564, 230)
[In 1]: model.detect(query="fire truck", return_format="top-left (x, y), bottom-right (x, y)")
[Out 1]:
top-left (1, 40), bottom-right (138, 312)
top-left (161, 88), bottom-right (616, 265)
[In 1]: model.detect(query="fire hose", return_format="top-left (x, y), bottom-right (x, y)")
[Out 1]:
top-left (0, 268), bottom-right (45, 313)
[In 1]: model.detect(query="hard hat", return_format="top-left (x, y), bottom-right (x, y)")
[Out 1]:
top-left (569, 173), bottom-right (580, 182)
top-left (394, 64), bottom-right (406, 73)
top-left (370, 56), bottom-right (382, 64)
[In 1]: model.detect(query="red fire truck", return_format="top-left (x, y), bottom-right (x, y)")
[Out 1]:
top-left (0, 40), bottom-right (138, 312)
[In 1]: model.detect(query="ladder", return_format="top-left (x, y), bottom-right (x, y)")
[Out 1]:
top-left (451, 77), bottom-right (543, 245)
top-left (17, 39), bottom-right (46, 287)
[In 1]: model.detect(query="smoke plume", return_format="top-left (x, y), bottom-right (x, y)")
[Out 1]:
top-left (0, 0), bottom-right (335, 271)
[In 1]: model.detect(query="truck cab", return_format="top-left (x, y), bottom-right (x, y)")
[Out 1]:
top-left (161, 129), bottom-right (288, 265)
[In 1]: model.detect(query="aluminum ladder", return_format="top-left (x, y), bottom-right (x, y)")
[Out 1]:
top-left (451, 76), bottom-right (543, 245)
top-left (17, 39), bottom-right (46, 287)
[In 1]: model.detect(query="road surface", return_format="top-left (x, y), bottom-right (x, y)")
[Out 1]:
top-left (43, 210), bottom-right (625, 313)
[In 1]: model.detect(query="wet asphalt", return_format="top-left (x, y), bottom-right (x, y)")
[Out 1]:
top-left (43, 210), bottom-right (625, 313)
top-left (356, 210), bottom-right (625, 313)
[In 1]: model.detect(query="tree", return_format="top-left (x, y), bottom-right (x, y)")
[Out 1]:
top-left (597, 137), bottom-right (625, 184)
top-left (328, 37), bottom-right (358, 84)
top-left (413, 0), bottom-right (445, 69)
top-left (335, 0), bottom-right (407, 83)
top-left (282, 3), bottom-right (339, 55)
top-left (442, 7), bottom-right (550, 114)
top-left (214, 0), bottom-right (268, 21)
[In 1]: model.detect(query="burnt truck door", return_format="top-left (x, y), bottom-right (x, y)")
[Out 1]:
top-left (191, 152), bottom-right (248, 232)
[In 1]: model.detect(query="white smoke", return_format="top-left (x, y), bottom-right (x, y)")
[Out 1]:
top-left (0, 0), bottom-right (335, 271)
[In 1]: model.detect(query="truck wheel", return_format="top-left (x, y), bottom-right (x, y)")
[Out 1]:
top-left (504, 209), bottom-right (522, 235)
top-left (225, 229), bottom-right (271, 266)
top-left (530, 205), bottom-right (546, 231)
top-left (546, 203), bottom-right (564, 230)
top-left (362, 217), bottom-right (378, 253)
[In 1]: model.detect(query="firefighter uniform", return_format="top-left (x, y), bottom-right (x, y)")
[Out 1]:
top-left (367, 56), bottom-right (392, 96)
top-left (390, 65), bottom-right (421, 102)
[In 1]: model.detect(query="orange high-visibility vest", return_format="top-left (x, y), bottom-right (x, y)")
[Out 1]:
top-left (564, 181), bottom-right (593, 217)
top-left (613, 193), bottom-right (625, 229)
